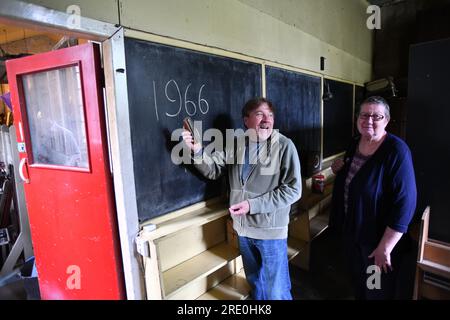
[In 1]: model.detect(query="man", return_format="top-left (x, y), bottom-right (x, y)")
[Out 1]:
top-left (182, 97), bottom-right (302, 300)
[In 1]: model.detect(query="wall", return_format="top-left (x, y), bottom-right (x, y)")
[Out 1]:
top-left (21, 0), bottom-right (120, 25)
top-left (373, 0), bottom-right (450, 93)
top-left (22, 0), bottom-right (373, 84)
top-left (239, 0), bottom-right (371, 70)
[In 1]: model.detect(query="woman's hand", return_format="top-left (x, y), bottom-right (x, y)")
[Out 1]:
top-left (331, 158), bottom-right (345, 174)
top-left (369, 227), bottom-right (403, 273)
top-left (368, 246), bottom-right (393, 273)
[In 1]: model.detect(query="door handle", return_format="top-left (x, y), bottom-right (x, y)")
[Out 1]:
top-left (19, 157), bottom-right (30, 183)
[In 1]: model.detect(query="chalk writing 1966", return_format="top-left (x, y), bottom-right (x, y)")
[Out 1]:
top-left (152, 79), bottom-right (210, 120)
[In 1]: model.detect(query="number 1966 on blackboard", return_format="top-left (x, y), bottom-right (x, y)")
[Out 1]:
top-left (152, 79), bottom-right (210, 121)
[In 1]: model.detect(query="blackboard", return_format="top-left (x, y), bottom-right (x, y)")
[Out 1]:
top-left (323, 79), bottom-right (354, 158)
top-left (265, 66), bottom-right (321, 177)
top-left (407, 38), bottom-right (450, 243)
top-left (354, 85), bottom-right (365, 108)
top-left (125, 38), bottom-right (262, 222)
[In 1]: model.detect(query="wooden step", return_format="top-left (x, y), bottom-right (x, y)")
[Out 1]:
top-left (288, 237), bottom-right (308, 261)
top-left (196, 269), bottom-right (250, 300)
top-left (163, 242), bottom-right (240, 298)
top-left (298, 183), bottom-right (333, 212)
top-left (310, 210), bottom-right (330, 240)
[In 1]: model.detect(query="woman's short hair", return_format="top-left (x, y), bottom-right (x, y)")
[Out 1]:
top-left (359, 96), bottom-right (390, 120)
top-left (242, 97), bottom-right (275, 118)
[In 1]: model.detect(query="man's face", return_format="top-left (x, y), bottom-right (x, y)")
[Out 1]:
top-left (243, 103), bottom-right (274, 141)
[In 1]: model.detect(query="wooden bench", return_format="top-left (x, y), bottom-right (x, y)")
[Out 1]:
top-left (137, 198), bottom-right (250, 300)
top-left (413, 206), bottom-right (450, 299)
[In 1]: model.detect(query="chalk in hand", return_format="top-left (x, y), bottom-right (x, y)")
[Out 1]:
top-left (183, 117), bottom-right (200, 144)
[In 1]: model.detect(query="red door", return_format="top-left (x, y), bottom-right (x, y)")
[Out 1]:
top-left (6, 43), bottom-right (124, 299)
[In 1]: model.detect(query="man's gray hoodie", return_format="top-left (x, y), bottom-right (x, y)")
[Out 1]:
top-left (194, 130), bottom-right (302, 239)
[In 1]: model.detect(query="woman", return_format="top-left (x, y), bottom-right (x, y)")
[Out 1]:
top-left (330, 96), bottom-right (417, 299)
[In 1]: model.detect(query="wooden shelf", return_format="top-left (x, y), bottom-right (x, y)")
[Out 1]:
top-left (310, 210), bottom-right (330, 240)
top-left (290, 171), bottom-right (334, 217)
top-left (298, 183), bottom-right (333, 212)
top-left (417, 260), bottom-right (450, 279)
top-left (141, 201), bottom-right (229, 242)
top-left (163, 241), bottom-right (240, 298)
top-left (288, 169), bottom-right (333, 271)
top-left (197, 269), bottom-right (250, 300)
top-left (140, 200), bottom-right (248, 300)
top-left (420, 281), bottom-right (450, 299)
top-left (287, 237), bottom-right (308, 261)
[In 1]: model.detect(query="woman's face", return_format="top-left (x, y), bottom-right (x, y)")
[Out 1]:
top-left (357, 102), bottom-right (389, 139)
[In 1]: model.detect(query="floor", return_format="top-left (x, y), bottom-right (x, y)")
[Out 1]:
top-left (290, 227), bottom-right (418, 300)
top-left (0, 272), bottom-right (28, 300)
top-left (290, 228), bottom-right (354, 300)
top-left (0, 255), bottom-right (39, 300)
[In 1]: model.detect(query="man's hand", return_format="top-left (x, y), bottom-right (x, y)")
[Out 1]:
top-left (229, 200), bottom-right (250, 215)
top-left (181, 129), bottom-right (202, 154)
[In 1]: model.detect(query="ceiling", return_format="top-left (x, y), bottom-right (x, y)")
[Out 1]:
top-left (0, 23), bottom-right (75, 84)
top-left (0, 23), bottom-right (62, 46)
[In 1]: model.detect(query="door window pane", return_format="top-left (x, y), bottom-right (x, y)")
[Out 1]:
top-left (22, 66), bottom-right (88, 168)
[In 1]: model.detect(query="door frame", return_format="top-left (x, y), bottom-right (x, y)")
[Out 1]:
top-left (0, 0), bottom-right (143, 300)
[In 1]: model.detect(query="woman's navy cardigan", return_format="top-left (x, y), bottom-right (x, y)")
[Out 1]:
top-left (330, 133), bottom-right (417, 250)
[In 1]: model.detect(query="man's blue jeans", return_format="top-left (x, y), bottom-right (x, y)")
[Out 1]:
top-left (238, 236), bottom-right (292, 300)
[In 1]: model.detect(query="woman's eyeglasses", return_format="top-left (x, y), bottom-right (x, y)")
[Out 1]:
top-left (358, 112), bottom-right (385, 121)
